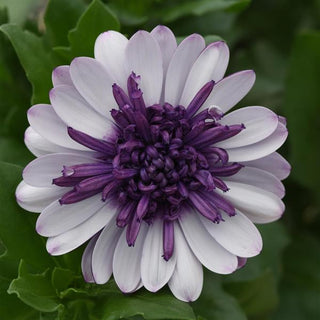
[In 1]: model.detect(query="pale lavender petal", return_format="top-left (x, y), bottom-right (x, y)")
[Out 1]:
top-left (52, 66), bottom-right (73, 87)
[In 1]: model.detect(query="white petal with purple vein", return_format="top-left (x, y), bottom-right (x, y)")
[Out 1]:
top-left (46, 201), bottom-right (117, 255)
top-left (50, 85), bottom-right (113, 139)
top-left (151, 25), bottom-right (177, 74)
top-left (241, 152), bottom-right (291, 180)
top-left (94, 31), bottom-right (128, 89)
top-left (227, 123), bottom-right (288, 162)
top-left (37, 194), bottom-right (105, 237)
top-left (141, 219), bottom-right (176, 292)
top-left (23, 153), bottom-right (99, 187)
top-left (223, 166), bottom-right (285, 198)
top-left (179, 210), bottom-right (238, 274)
top-left (199, 210), bottom-right (262, 258)
top-left (70, 57), bottom-right (116, 118)
top-left (52, 66), bottom-right (73, 87)
top-left (220, 181), bottom-right (285, 223)
top-left (28, 104), bottom-right (89, 151)
top-left (168, 224), bottom-right (203, 302)
top-left (165, 34), bottom-right (205, 106)
top-left (180, 41), bottom-right (229, 107)
top-left (126, 31), bottom-right (163, 106)
top-left (92, 218), bottom-right (122, 284)
top-left (216, 106), bottom-right (278, 148)
top-left (202, 70), bottom-right (256, 112)
top-left (16, 181), bottom-right (69, 213)
top-left (113, 222), bottom-right (148, 293)
top-left (81, 233), bottom-right (100, 283)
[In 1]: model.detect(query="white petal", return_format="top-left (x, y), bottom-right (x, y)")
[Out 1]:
top-left (216, 106), bottom-right (279, 148)
top-left (23, 153), bottom-right (99, 187)
top-left (52, 66), bottom-right (73, 87)
top-left (202, 70), bottom-right (256, 112)
top-left (50, 85), bottom-right (114, 140)
top-left (223, 166), bottom-right (285, 198)
top-left (141, 219), bottom-right (176, 292)
top-left (168, 224), bottom-right (203, 302)
top-left (94, 31), bottom-right (129, 89)
top-left (25, 127), bottom-right (85, 157)
top-left (27, 104), bottom-right (89, 151)
top-left (16, 181), bottom-right (69, 213)
top-left (199, 210), bottom-right (262, 258)
top-left (46, 201), bottom-right (117, 255)
top-left (92, 222), bottom-right (122, 284)
top-left (179, 211), bottom-right (238, 274)
top-left (220, 181), bottom-right (285, 223)
top-left (151, 25), bottom-right (177, 74)
top-left (81, 233), bottom-right (100, 283)
top-left (227, 123), bottom-right (288, 162)
top-left (180, 41), bottom-right (229, 107)
top-left (113, 222), bottom-right (148, 293)
top-left (165, 34), bottom-right (205, 106)
top-left (241, 152), bottom-right (291, 180)
top-left (70, 57), bottom-right (116, 118)
top-left (37, 194), bottom-right (105, 237)
top-left (126, 31), bottom-right (163, 106)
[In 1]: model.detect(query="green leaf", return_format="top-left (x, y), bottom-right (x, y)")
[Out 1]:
top-left (272, 234), bottom-right (320, 320)
top-left (162, 0), bottom-right (250, 23)
top-left (192, 273), bottom-right (247, 320)
top-left (284, 31), bottom-right (320, 196)
top-left (8, 260), bottom-right (63, 313)
top-left (0, 162), bottom-right (54, 273)
top-left (51, 267), bottom-right (74, 293)
top-left (96, 290), bottom-right (196, 320)
top-left (68, 0), bottom-right (120, 57)
top-left (224, 270), bottom-right (278, 318)
top-left (44, 0), bottom-right (86, 46)
top-left (0, 24), bottom-right (54, 104)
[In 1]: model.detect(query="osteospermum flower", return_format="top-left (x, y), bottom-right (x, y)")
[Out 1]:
top-left (16, 25), bottom-right (290, 302)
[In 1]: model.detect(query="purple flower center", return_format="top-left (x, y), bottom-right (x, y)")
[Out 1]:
top-left (53, 73), bottom-right (245, 260)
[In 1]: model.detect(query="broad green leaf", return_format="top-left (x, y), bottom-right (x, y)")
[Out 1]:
top-left (192, 273), bottom-right (247, 320)
top-left (162, 0), bottom-right (250, 23)
top-left (0, 24), bottom-right (54, 104)
top-left (97, 290), bottom-right (196, 320)
top-left (8, 260), bottom-right (63, 313)
top-left (224, 270), bottom-right (278, 318)
top-left (284, 31), bottom-right (320, 196)
top-left (51, 267), bottom-right (74, 293)
top-left (69, 0), bottom-right (120, 57)
top-left (44, 0), bottom-right (86, 46)
top-left (0, 162), bottom-right (54, 272)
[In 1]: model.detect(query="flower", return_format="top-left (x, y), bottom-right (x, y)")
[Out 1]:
top-left (16, 25), bottom-right (290, 302)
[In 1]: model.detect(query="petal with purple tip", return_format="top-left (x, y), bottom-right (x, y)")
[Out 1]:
top-left (52, 65), bottom-right (73, 87)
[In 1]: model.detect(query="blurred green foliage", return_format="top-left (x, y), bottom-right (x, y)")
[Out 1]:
top-left (0, 0), bottom-right (320, 319)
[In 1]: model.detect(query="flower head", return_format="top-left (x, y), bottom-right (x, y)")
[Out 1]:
top-left (16, 26), bottom-right (290, 301)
